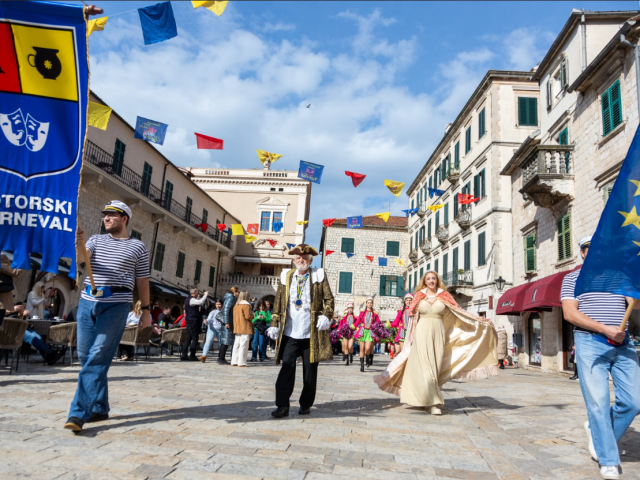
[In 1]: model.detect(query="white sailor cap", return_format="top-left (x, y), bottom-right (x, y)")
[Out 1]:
top-left (578, 236), bottom-right (592, 249)
top-left (102, 200), bottom-right (132, 218)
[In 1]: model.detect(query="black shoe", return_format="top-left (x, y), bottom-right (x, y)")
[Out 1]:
top-left (259, 358), bottom-right (265, 362)
top-left (349, 353), bottom-right (353, 363)
top-left (64, 417), bottom-right (83, 432)
top-left (249, 357), bottom-right (257, 362)
top-left (189, 357), bottom-right (199, 361)
top-left (360, 358), bottom-right (365, 372)
top-left (499, 365), bottom-right (505, 370)
top-left (46, 350), bottom-right (66, 365)
top-left (271, 407), bottom-right (289, 418)
top-left (298, 407), bottom-right (311, 415)
top-left (180, 357), bottom-right (189, 361)
top-left (217, 359), bottom-right (229, 365)
top-left (86, 412), bottom-right (109, 423)
top-left (569, 375), bottom-right (578, 380)
top-left (343, 354), bottom-right (347, 361)
top-left (369, 354), bottom-right (374, 367)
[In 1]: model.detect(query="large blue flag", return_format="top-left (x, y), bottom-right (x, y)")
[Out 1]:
top-left (0, 1), bottom-right (87, 278)
top-left (138, 2), bottom-right (178, 45)
top-left (134, 116), bottom-right (168, 145)
top-left (298, 160), bottom-right (324, 184)
top-left (347, 215), bottom-right (363, 229)
top-left (428, 187), bottom-right (446, 198)
top-left (575, 124), bottom-right (640, 298)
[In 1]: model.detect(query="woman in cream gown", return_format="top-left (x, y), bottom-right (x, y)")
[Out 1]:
top-left (374, 271), bottom-right (498, 414)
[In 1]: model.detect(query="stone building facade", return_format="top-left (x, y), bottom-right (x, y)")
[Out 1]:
top-left (499, 12), bottom-right (640, 374)
top-left (319, 216), bottom-right (408, 321)
top-left (405, 71), bottom-right (539, 340)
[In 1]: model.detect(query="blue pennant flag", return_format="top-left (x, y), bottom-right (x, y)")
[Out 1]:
top-left (298, 160), bottom-right (324, 184)
top-left (576, 125), bottom-right (640, 299)
top-left (428, 188), bottom-right (446, 198)
top-left (378, 257), bottom-right (388, 267)
top-left (138, 1), bottom-right (178, 45)
top-left (346, 253), bottom-right (355, 259)
top-left (272, 222), bottom-right (283, 233)
top-left (402, 208), bottom-right (419, 217)
top-left (134, 116), bottom-right (168, 145)
top-left (0, 1), bottom-right (88, 277)
top-left (286, 243), bottom-right (296, 250)
top-left (347, 215), bottom-right (363, 229)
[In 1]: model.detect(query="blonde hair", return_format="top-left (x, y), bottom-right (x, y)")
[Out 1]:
top-left (31, 281), bottom-right (45, 298)
top-left (237, 290), bottom-right (250, 303)
top-left (230, 286), bottom-right (240, 294)
top-left (415, 270), bottom-right (446, 293)
top-left (132, 300), bottom-right (142, 317)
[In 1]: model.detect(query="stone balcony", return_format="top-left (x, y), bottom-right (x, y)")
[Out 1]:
top-left (519, 145), bottom-right (575, 208)
top-left (417, 204), bottom-right (427, 217)
top-left (420, 238), bottom-right (431, 256)
top-left (217, 274), bottom-right (280, 298)
top-left (409, 249), bottom-right (419, 263)
top-left (436, 224), bottom-right (449, 244)
top-left (447, 168), bottom-right (460, 185)
top-left (455, 207), bottom-right (471, 230)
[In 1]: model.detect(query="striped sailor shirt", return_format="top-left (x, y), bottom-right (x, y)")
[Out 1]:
top-left (560, 270), bottom-right (627, 329)
top-left (81, 234), bottom-right (150, 303)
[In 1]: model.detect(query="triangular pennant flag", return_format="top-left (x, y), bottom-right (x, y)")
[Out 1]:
top-left (87, 16), bottom-right (108, 37)
top-left (384, 179), bottom-right (405, 197)
top-left (195, 132), bottom-right (224, 150)
top-left (296, 220), bottom-right (308, 225)
top-left (345, 171), bottom-right (366, 187)
top-left (194, 223), bottom-right (208, 233)
top-left (458, 193), bottom-right (480, 205)
top-left (375, 212), bottom-right (390, 222)
top-left (138, 2), bottom-right (178, 45)
top-left (192, 0), bottom-right (228, 16)
top-left (244, 235), bottom-right (256, 243)
top-left (267, 239), bottom-right (278, 247)
top-left (428, 187), bottom-right (446, 198)
top-left (346, 253), bottom-right (355, 258)
top-left (325, 250), bottom-right (335, 256)
top-left (394, 258), bottom-right (406, 266)
top-left (427, 204), bottom-right (444, 212)
top-left (322, 218), bottom-right (336, 227)
top-left (216, 223), bottom-right (226, 232)
top-left (257, 149), bottom-right (283, 165)
top-left (286, 243), bottom-right (296, 249)
top-left (401, 208), bottom-right (419, 217)
top-left (378, 257), bottom-right (388, 266)
top-left (88, 102), bottom-right (112, 130)
top-left (247, 224), bottom-right (259, 235)
top-left (231, 224), bottom-right (244, 236)
top-left (272, 222), bottom-right (283, 233)
top-left (365, 255), bottom-right (374, 262)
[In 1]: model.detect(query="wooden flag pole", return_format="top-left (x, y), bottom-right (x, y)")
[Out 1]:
top-left (618, 302), bottom-right (635, 332)
top-left (78, 224), bottom-right (98, 296)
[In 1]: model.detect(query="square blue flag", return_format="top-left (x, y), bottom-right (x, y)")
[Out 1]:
top-left (347, 216), bottom-right (363, 229)
top-left (298, 160), bottom-right (324, 184)
top-left (134, 117), bottom-right (168, 145)
top-left (138, 2), bottom-right (177, 45)
top-left (379, 257), bottom-right (388, 266)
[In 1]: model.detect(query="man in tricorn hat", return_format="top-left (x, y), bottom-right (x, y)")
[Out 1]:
top-left (267, 244), bottom-right (334, 418)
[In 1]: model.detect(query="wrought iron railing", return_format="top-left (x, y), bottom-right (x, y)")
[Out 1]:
top-left (522, 145), bottom-right (575, 185)
top-left (85, 141), bottom-right (233, 250)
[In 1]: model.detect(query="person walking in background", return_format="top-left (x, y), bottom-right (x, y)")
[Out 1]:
top-left (354, 297), bottom-right (381, 372)
top-left (231, 291), bottom-right (254, 367)
top-left (119, 301), bottom-right (142, 361)
top-left (339, 303), bottom-right (356, 365)
top-left (0, 252), bottom-right (22, 312)
top-left (218, 286), bottom-right (239, 365)
top-left (569, 344), bottom-right (579, 380)
top-left (27, 281), bottom-right (50, 319)
top-left (200, 300), bottom-right (223, 362)
top-left (250, 300), bottom-right (270, 362)
top-left (180, 288), bottom-right (208, 362)
top-left (497, 325), bottom-right (508, 369)
top-left (389, 293), bottom-right (413, 359)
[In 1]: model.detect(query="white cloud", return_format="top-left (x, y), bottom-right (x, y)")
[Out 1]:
top-left (263, 22), bottom-right (296, 32)
top-left (503, 27), bottom-right (555, 71)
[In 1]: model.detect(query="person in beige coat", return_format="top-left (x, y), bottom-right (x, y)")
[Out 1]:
top-left (497, 326), bottom-right (508, 369)
top-left (231, 291), bottom-right (254, 367)
top-left (0, 253), bottom-right (22, 312)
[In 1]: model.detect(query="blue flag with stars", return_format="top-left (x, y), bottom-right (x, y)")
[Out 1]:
top-left (575, 125), bottom-right (640, 298)
top-left (428, 188), bottom-right (446, 198)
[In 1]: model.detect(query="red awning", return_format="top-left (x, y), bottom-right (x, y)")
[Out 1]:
top-left (522, 266), bottom-right (581, 311)
top-left (496, 283), bottom-right (533, 315)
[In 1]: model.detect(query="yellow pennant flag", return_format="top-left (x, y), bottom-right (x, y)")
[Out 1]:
top-left (244, 235), bottom-right (257, 243)
top-left (375, 212), bottom-right (390, 222)
top-left (296, 220), bottom-right (308, 225)
top-left (384, 179), bottom-right (405, 197)
top-left (87, 16), bottom-right (108, 37)
top-left (88, 101), bottom-right (112, 131)
top-left (231, 224), bottom-right (244, 236)
top-left (427, 204), bottom-right (444, 212)
top-left (192, 1), bottom-right (228, 16)
top-left (395, 258), bottom-right (406, 266)
top-left (257, 149), bottom-right (283, 165)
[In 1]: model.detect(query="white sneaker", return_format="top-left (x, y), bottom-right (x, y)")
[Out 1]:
top-left (600, 465), bottom-right (619, 480)
top-left (584, 421), bottom-right (598, 462)
top-left (429, 406), bottom-right (442, 415)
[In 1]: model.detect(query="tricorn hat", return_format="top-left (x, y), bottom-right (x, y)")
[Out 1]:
top-left (288, 243), bottom-right (318, 256)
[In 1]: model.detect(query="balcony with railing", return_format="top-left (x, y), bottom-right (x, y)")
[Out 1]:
top-left (85, 141), bottom-right (233, 250)
top-left (442, 270), bottom-right (474, 288)
top-left (455, 207), bottom-right (471, 230)
top-left (436, 224), bottom-right (449, 244)
top-left (409, 249), bottom-right (419, 263)
top-left (420, 238), bottom-right (431, 256)
top-left (446, 167), bottom-right (460, 185)
top-left (218, 274), bottom-right (280, 287)
top-left (519, 144), bottom-right (575, 208)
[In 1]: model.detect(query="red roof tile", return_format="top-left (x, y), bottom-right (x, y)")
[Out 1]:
top-left (331, 215), bottom-right (407, 228)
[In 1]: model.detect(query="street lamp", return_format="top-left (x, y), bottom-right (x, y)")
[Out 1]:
top-left (495, 276), bottom-right (506, 291)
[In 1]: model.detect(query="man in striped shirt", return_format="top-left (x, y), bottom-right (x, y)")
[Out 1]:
top-left (65, 201), bottom-right (150, 433)
top-left (562, 236), bottom-right (640, 480)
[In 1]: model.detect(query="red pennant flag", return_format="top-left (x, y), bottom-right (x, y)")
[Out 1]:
top-left (325, 250), bottom-right (335, 256)
top-left (365, 255), bottom-right (374, 262)
top-left (267, 239), bottom-right (278, 247)
top-left (194, 223), bottom-right (208, 233)
top-left (345, 171), bottom-right (366, 187)
top-left (458, 193), bottom-right (480, 205)
top-left (195, 132), bottom-right (224, 150)
top-left (216, 223), bottom-right (226, 232)
top-left (247, 223), bottom-right (259, 235)
top-left (322, 218), bottom-right (336, 227)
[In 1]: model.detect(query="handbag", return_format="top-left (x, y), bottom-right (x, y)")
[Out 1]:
top-left (255, 321), bottom-right (268, 335)
top-left (0, 272), bottom-right (15, 293)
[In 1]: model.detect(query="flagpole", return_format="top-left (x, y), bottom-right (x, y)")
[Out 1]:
top-left (617, 302), bottom-right (635, 332)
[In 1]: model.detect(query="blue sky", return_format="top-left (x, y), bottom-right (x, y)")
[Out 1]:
top-left (73, 0), bottom-right (638, 249)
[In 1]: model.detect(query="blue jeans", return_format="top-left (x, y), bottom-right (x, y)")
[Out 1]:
top-left (252, 329), bottom-right (267, 360)
top-left (68, 299), bottom-right (130, 423)
top-left (23, 327), bottom-right (50, 359)
top-left (374, 343), bottom-right (381, 354)
top-left (203, 327), bottom-right (222, 357)
top-left (574, 331), bottom-right (640, 466)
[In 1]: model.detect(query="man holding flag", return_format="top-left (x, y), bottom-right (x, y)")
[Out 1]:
top-left (561, 126), bottom-right (640, 480)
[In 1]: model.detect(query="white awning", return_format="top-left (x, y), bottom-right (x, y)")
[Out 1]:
top-left (235, 256), bottom-right (293, 265)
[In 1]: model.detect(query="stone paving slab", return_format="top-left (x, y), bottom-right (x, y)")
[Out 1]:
top-left (0, 353), bottom-right (639, 479)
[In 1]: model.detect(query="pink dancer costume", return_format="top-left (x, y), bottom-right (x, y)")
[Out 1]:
top-left (353, 310), bottom-right (381, 341)
top-left (390, 301), bottom-right (412, 343)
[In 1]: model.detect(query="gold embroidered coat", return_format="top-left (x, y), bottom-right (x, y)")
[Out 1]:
top-left (270, 268), bottom-right (335, 364)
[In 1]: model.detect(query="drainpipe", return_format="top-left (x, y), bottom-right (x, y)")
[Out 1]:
top-left (581, 11), bottom-right (587, 71)
top-left (620, 34), bottom-right (640, 119)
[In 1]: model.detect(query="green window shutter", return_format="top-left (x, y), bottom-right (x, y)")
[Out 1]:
top-left (387, 241), bottom-right (400, 256)
top-left (479, 108), bottom-right (485, 139)
top-left (558, 128), bottom-right (568, 145)
top-left (339, 272), bottom-right (353, 294)
top-left (524, 234), bottom-right (536, 273)
top-left (435, 211), bottom-right (440, 231)
top-left (464, 240), bottom-right (471, 270)
top-left (419, 267), bottom-right (424, 280)
top-left (195, 260), bottom-right (202, 283)
top-left (434, 259), bottom-right (439, 274)
top-left (611, 80), bottom-right (622, 130)
top-left (444, 202), bottom-right (448, 225)
top-left (529, 98), bottom-right (538, 126)
top-left (208, 266), bottom-right (215, 287)
top-left (176, 251), bottom-right (185, 278)
top-left (341, 237), bottom-right (354, 254)
top-left (478, 232), bottom-right (486, 266)
top-left (480, 169), bottom-right (486, 198)
top-left (560, 58), bottom-right (568, 88)
top-left (113, 139), bottom-right (126, 175)
top-left (452, 248), bottom-right (459, 272)
top-left (202, 209), bottom-right (208, 225)
top-left (473, 174), bottom-right (479, 198)
top-left (153, 242), bottom-right (165, 271)
top-left (454, 142), bottom-right (460, 169)
top-left (454, 193), bottom-right (459, 219)
top-left (602, 88), bottom-right (612, 135)
top-left (427, 219), bottom-right (431, 238)
top-left (185, 197), bottom-right (193, 222)
top-left (164, 181), bottom-right (173, 209)
top-left (518, 97), bottom-right (538, 126)
top-left (379, 275), bottom-right (386, 296)
top-left (518, 97), bottom-right (527, 125)
top-left (141, 162), bottom-right (153, 195)
top-left (396, 276), bottom-right (404, 297)
top-left (557, 213), bottom-right (573, 261)
top-left (465, 126), bottom-right (471, 153)
top-left (410, 237), bottom-right (413, 251)
top-left (603, 184), bottom-right (614, 204)
top-left (443, 253), bottom-right (448, 277)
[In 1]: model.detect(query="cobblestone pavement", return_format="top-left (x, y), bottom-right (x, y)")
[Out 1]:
top-left (1, 351), bottom-right (639, 480)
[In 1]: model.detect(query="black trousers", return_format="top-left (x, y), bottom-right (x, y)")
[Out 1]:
top-left (182, 321), bottom-right (200, 358)
top-left (275, 335), bottom-right (318, 409)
